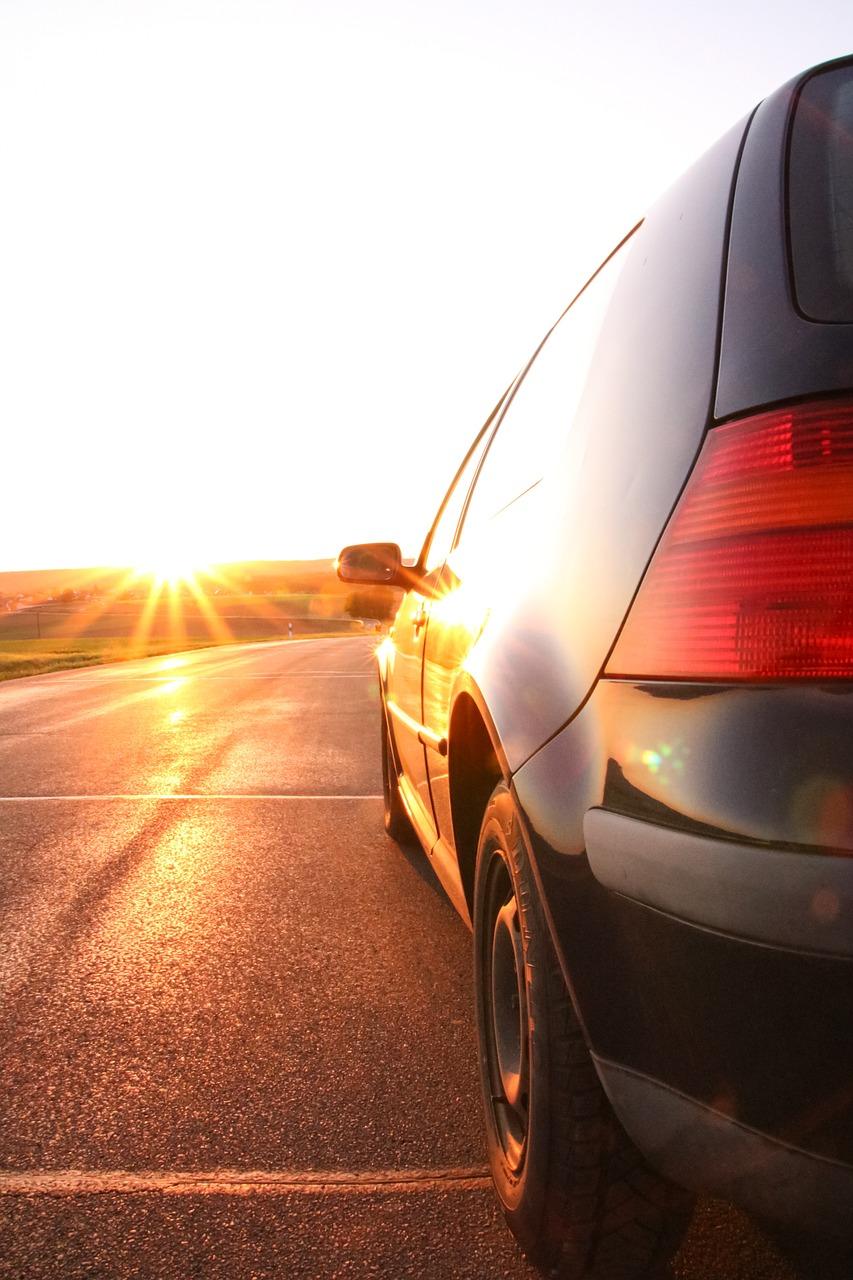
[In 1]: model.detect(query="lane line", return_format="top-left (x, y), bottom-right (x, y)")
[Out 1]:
top-left (9, 673), bottom-right (379, 681)
top-left (0, 674), bottom-right (376, 689)
top-left (0, 1167), bottom-right (491, 1197)
top-left (0, 637), bottom-right (376, 688)
top-left (0, 794), bottom-right (383, 802)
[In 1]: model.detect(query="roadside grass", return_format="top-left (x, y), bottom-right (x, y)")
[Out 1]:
top-left (0, 630), bottom-right (366, 683)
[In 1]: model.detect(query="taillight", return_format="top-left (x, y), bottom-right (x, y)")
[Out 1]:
top-left (606, 399), bottom-right (853, 680)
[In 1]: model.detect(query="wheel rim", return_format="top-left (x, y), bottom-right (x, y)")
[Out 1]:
top-left (483, 849), bottom-right (529, 1172)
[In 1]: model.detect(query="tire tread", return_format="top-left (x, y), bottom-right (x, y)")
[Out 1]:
top-left (476, 785), bottom-right (692, 1280)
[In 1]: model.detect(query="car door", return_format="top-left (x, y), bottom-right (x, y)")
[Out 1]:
top-left (421, 385), bottom-right (549, 848)
top-left (384, 579), bottom-right (432, 830)
top-left (423, 242), bottom-right (632, 847)
top-left (385, 404), bottom-right (503, 842)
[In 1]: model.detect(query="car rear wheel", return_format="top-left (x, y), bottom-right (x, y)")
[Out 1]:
top-left (381, 708), bottom-right (414, 843)
top-left (473, 782), bottom-right (691, 1279)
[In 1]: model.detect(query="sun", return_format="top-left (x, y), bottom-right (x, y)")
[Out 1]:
top-left (134, 555), bottom-right (207, 588)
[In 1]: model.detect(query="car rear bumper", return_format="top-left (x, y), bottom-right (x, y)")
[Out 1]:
top-left (581, 812), bottom-right (853, 1238)
top-left (532, 818), bottom-right (853, 1238)
top-left (583, 807), bottom-right (853, 957)
top-left (595, 1056), bottom-right (853, 1240)
top-left (512, 679), bottom-right (853, 1237)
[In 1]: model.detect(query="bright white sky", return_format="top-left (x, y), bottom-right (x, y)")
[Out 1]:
top-left (2, 0), bottom-right (851, 571)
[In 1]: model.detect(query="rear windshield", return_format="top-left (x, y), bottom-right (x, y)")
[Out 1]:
top-left (789, 63), bottom-right (853, 322)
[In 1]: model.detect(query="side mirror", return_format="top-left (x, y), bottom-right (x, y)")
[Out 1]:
top-left (336, 542), bottom-right (403, 585)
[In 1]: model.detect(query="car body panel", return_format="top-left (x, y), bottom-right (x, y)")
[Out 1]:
top-left (415, 113), bottom-right (752, 795)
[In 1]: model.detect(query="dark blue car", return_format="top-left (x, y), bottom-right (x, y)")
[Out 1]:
top-left (339, 55), bottom-right (853, 1278)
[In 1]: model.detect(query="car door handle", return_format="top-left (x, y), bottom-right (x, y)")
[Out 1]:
top-left (413, 604), bottom-right (427, 635)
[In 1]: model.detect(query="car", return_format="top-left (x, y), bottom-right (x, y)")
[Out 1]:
top-left (337, 55), bottom-right (853, 1278)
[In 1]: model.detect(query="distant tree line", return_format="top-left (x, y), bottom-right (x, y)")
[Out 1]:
top-left (344, 588), bottom-right (398, 621)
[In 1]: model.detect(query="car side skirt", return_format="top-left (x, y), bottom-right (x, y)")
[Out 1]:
top-left (397, 767), bottom-right (472, 926)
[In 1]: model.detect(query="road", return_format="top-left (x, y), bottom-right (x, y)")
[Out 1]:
top-left (0, 636), bottom-right (832, 1278)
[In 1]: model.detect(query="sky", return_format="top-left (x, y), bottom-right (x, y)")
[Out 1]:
top-left (1, 0), bottom-right (852, 571)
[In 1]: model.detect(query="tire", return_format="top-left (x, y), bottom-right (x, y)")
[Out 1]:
top-left (380, 706), bottom-right (415, 843)
top-left (473, 783), bottom-right (692, 1279)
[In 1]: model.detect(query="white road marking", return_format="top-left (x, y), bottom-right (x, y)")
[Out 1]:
top-left (0, 794), bottom-right (383, 802)
top-left (24, 673), bottom-right (378, 681)
top-left (0, 1167), bottom-right (491, 1196)
top-left (0, 636), bottom-right (376, 688)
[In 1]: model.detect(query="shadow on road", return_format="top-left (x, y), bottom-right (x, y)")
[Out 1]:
top-left (391, 831), bottom-right (453, 899)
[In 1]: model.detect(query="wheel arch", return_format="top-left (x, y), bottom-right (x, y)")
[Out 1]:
top-left (448, 684), bottom-right (507, 918)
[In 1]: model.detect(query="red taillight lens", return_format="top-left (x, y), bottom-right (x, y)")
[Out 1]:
top-left (606, 400), bottom-right (853, 680)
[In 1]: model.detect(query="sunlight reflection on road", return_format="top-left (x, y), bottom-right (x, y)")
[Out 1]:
top-left (154, 679), bottom-right (186, 696)
top-left (156, 657), bottom-right (188, 672)
top-left (44, 676), bottom-right (193, 733)
top-left (85, 813), bottom-right (231, 998)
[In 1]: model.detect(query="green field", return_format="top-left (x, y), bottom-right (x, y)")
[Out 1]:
top-left (0, 628), bottom-right (365, 683)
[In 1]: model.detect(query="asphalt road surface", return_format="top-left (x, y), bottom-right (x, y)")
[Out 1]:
top-left (0, 636), bottom-right (840, 1279)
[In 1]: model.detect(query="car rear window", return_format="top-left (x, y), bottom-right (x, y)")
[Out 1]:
top-left (789, 63), bottom-right (853, 322)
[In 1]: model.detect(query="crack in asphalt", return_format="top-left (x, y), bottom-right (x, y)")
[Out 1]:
top-left (0, 794), bottom-right (384, 801)
top-left (0, 1167), bottom-right (493, 1196)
